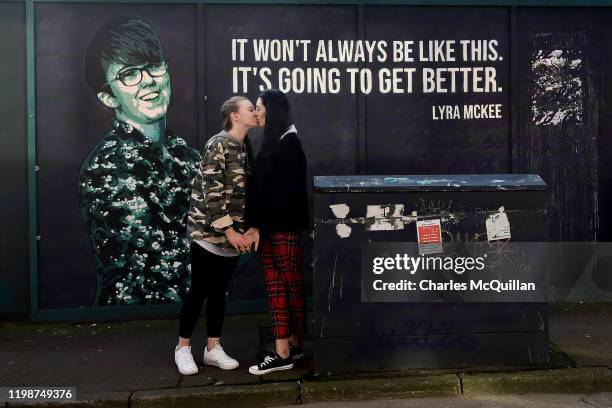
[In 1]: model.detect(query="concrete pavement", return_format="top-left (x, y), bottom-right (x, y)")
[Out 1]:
top-left (0, 305), bottom-right (611, 406)
top-left (278, 393), bottom-right (612, 408)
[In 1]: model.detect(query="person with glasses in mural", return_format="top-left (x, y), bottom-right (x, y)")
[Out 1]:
top-left (247, 89), bottom-right (310, 375)
top-left (174, 96), bottom-right (259, 375)
top-left (78, 17), bottom-right (200, 306)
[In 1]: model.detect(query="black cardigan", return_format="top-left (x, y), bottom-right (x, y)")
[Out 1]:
top-left (246, 132), bottom-right (310, 235)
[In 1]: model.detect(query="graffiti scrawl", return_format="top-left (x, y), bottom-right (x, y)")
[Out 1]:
top-left (531, 39), bottom-right (584, 126)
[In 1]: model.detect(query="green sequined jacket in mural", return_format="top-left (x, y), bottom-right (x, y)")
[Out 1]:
top-left (78, 119), bottom-right (201, 306)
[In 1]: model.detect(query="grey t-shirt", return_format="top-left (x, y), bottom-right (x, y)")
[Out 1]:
top-left (195, 240), bottom-right (239, 257)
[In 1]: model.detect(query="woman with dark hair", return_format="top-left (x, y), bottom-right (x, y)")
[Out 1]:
top-left (247, 89), bottom-right (310, 375)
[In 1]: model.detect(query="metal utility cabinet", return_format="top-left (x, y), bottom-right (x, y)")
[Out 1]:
top-left (313, 174), bottom-right (549, 372)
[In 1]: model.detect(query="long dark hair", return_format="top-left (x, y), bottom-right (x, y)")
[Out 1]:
top-left (258, 89), bottom-right (293, 164)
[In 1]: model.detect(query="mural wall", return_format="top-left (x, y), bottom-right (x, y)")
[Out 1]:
top-left (36, 4), bottom-right (199, 308)
top-left (0, 3), bottom-right (609, 314)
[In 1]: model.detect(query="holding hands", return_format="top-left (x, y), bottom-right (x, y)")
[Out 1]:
top-left (225, 227), bottom-right (260, 253)
top-left (225, 228), bottom-right (250, 253)
top-left (244, 228), bottom-right (260, 252)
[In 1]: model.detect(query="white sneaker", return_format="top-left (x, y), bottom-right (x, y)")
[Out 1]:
top-left (174, 345), bottom-right (198, 375)
top-left (203, 343), bottom-right (239, 370)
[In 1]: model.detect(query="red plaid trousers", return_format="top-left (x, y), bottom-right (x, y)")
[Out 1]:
top-left (259, 231), bottom-right (307, 340)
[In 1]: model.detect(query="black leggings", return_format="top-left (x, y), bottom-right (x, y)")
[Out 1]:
top-left (178, 243), bottom-right (239, 339)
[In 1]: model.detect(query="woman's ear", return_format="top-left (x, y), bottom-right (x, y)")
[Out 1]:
top-left (97, 91), bottom-right (119, 109)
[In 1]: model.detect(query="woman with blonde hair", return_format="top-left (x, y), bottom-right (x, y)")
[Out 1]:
top-left (174, 96), bottom-right (259, 375)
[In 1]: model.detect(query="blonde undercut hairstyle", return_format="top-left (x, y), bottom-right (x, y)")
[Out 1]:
top-left (221, 96), bottom-right (249, 131)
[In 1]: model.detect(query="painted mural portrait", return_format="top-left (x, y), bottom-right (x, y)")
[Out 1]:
top-left (78, 17), bottom-right (201, 306)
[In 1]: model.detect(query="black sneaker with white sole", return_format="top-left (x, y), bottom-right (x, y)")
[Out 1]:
top-left (289, 344), bottom-right (304, 361)
top-left (248, 352), bottom-right (294, 375)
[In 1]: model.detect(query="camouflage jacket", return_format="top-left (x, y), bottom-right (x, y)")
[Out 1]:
top-left (187, 130), bottom-right (251, 249)
top-left (78, 118), bottom-right (201, 306)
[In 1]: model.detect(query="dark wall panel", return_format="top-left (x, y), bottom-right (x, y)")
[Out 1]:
top-left (514, 8), bottom-right (605, 242)
top-left (203, 5), bottom-right (359, 176)
top-left (0, 2), bottom-right (28, 314)
top-left (600, 8), bottom-right (612, 242)
top-left (364, 6), bottom-right (510, 174)
top-left (204, 5), bottom-right (359, 301)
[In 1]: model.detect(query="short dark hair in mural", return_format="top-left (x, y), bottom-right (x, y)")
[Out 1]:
top-left (84, 17), bottom-right (164, 93)
top-left (78, 16), bottom-right (201, 306)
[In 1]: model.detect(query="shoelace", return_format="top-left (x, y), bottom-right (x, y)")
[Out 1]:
top-left (260, 354), bottom-right (275, 368)
top-left (210, 346), bottom-right (234, 363)
top-left (177, 347), bottom-right (191, 355)
top-left (176, 348), bottom-right (195, 365)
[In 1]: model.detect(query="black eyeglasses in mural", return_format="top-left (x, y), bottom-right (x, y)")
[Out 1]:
top-left (78, 17), bottom-right (200, 306)
top-left (104, 59), bottom-right (169, 88)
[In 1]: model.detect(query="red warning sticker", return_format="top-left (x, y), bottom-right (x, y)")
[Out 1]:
top-left (417, 219), bottom-right (442, 244)
top-left (416, 219), bottom-right (443, 255)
